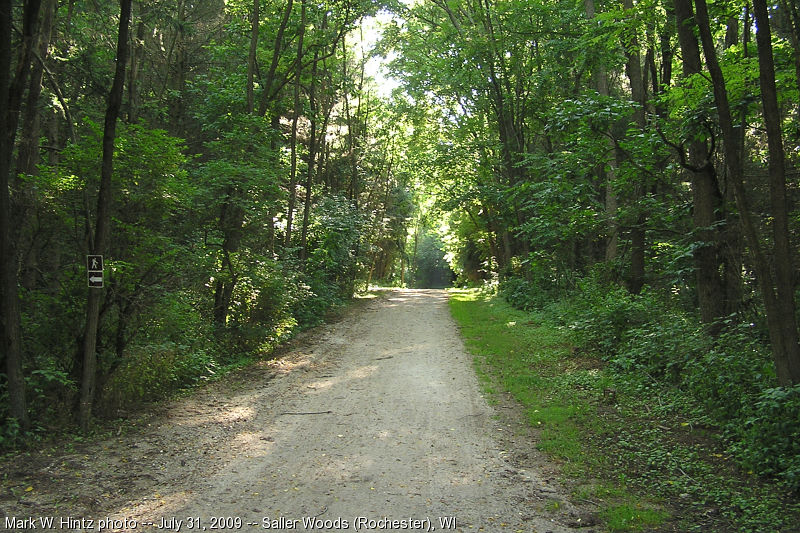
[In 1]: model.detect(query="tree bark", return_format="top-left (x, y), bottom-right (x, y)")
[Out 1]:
top-left (211, 0), bottom-right (260, 325)
top-left (751, 0), bottom-right (800, 384)
top-left (622, 0), bottom-right (647, 295)
top-left (167, 0), bottom-right (186, 136)
top-left (722, 4), bottom-right (748, 316)
top-left (673, 0), bottom-right (725, 327)
top-left (267, 113), bottom-right (281, 256)
top-left (777, 0), bottom-right (800, 101)
top-left (246, 0), bottom-right (259, 115)
top-left (300, 43), bottom-right (320, 262)
top-left (16, 0), bottom-right (53, 179)
top-left (126, 15), bottom-right (144, 123)
top-left (79, 0), bottom-right (131, 432)
top-left (583, 0), bottom-right (619, 263)
top-left (284, 0), bottom-right (306, 251)
top-left (212, 195), bottom-right (244, 327)
top-left (258, 0), bottom-right (294, 117)
top-left (15, 0), bottom-right (55, 292)
top-left (1, 0), bottom-right (44, 432)
top-left (694, 0), bottom-right (800, 385)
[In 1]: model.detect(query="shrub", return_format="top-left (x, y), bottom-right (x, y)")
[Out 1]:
top-left (289, 272), bottom-right (343, 327)
top-left (568, 285), bottom-right (654, 356)
top-left (683, 324), bottom-right (775, 421)
top-left (731, 385), bottom-right (800, 490)
top-left (614, 315), bottom-right (709, 382)
top-left (98, 343), bottom-right (217, 415)
top-left (0, 411), bottom-right (22, 449)
top-left (500, 276), bottom-right (543, 310)
top-left (501, 271), bottom-right (800, 491)
top-left (499, 254), bottom-right (578, 311)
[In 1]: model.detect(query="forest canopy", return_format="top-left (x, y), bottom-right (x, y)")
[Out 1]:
top-left (1, 0), bottom-right (800, 493)
top-left (0, 0), bottom-right (421, 438)
top-left (377, 0), bottom-right (800, 490)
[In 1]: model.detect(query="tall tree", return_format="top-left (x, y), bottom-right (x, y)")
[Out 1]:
top-left (258, 0), bottom-right (294, 117)
top-left (671, 0), bottom-right (725, 328)
top-left (0, 0), bottom-right (24, 431)
top-left (622, 0), bottom-right (647, 294)
top-left (246, 0), bottom-right (259, 115)
top-left (79, 0), bottom-right (132, 431)
top-left (299, 25), bottom-right (321, 262)
top-left (751, 0), bottom-right (800, 384)
top-left (15, 0), bottom-right (55, 291)
top-left (284, 0), bottom-right (307, 250)
top-left (693, 0), bottom-right (800, 385)
top-left (126, 10), bottom-right (144, 124)
top-left (584, 0), bottom-right (620, 263)
top-left (1, 0), bottom-right (43, 432)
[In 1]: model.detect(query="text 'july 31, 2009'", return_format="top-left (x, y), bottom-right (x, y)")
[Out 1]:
top-left (5, 515), bottom-right (459, 531)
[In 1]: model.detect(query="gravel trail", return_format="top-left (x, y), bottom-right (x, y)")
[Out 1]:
top-left (2, 290), bottom-right (587, 533)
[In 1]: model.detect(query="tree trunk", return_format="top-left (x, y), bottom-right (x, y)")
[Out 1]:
top-left (284, 0), bottom-right (306, 251)
top-left (0, 0), bottom-right (39, 432)
top-left (672, 0), bottom-right (725, 327)
top-left (583, 0), bottom-right (619, 263)
top-left (126, 16), bottom-right (144, 123)
top-left (211, 0), bottom-right (259, 326)
top-left (621, 0), bottom-right (647, 295)
top-left (694, 0), bottom-right (800, 385)
top-left (212, 195), bottom-right (244, 327)
top-left (246, 0), bottom-right (258, 115)
top-left (751, 0), bottom-right (800, 385)
top-left (300, 43), bottom-right (320, 262)
top-left (341, 35), bottom-right (360, 204)
top-left (258, 0), bottom-right (294, 117)
top-left (722, 5), bottom-right (749, 316)
top-left (16, 0), bottom-right (53, 180)
top-left (778, 0), bottom-right (800, 101)
top-left (79, 0), bottom-right (131, 432)
top-left (15, 0), bottom-right (55, 292)
top-left (267, 113), bottom-right (281, 256)
top-left (315, 85), bottom-right (333, 198)
top-left (167, 1), bottom-right (185, 136)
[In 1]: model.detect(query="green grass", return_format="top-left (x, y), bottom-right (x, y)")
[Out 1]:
top-left (601, 504), bottom-right (670, 532)
top-left (449, 288), bottom-right (667, 530)
top-left (448, 288), bottom-right (800, 532)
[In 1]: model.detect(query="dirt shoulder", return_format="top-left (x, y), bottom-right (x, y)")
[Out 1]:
top-left (2, 289), bottom-right (594, 532)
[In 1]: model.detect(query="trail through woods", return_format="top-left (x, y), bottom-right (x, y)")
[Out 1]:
top-left (2, 290), bottom-right (595, 532)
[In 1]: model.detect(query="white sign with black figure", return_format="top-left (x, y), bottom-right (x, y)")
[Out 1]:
top-left (87, 255), bottom-right (103, 288)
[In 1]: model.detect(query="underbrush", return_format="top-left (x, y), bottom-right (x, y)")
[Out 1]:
top-left (500, 273), bottom-right (800, 494)
top-left (451, 286), bottom-right (800, 532)
top-left (1, 265), bottom-right (351, 449)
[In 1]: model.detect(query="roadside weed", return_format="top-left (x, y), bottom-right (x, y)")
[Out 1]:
top-left (448, 289), bottom-right (800, 532)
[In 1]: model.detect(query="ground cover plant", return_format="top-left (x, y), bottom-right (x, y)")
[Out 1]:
top-left (449, 287), bottom-right (800, 532)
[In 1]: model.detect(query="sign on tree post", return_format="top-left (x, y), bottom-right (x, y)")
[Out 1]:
top-left (87, 255), bottom-right (103, 288)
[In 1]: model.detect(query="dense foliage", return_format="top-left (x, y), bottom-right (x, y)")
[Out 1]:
top-left (2, 0), bottom-right (799, 500)
top-left (0, 0), bottom-right (425, 442)
top-left (378, 0), bottom-right (800, 490)
top-left (451, 289), bottom-right (800, 531)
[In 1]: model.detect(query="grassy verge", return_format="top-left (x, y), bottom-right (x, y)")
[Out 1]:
top-left (448, 288), bottom-right (800, 532)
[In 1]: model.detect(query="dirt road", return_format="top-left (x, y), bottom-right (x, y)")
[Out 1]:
top-left (3, 290), bottom-right (591, 532)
